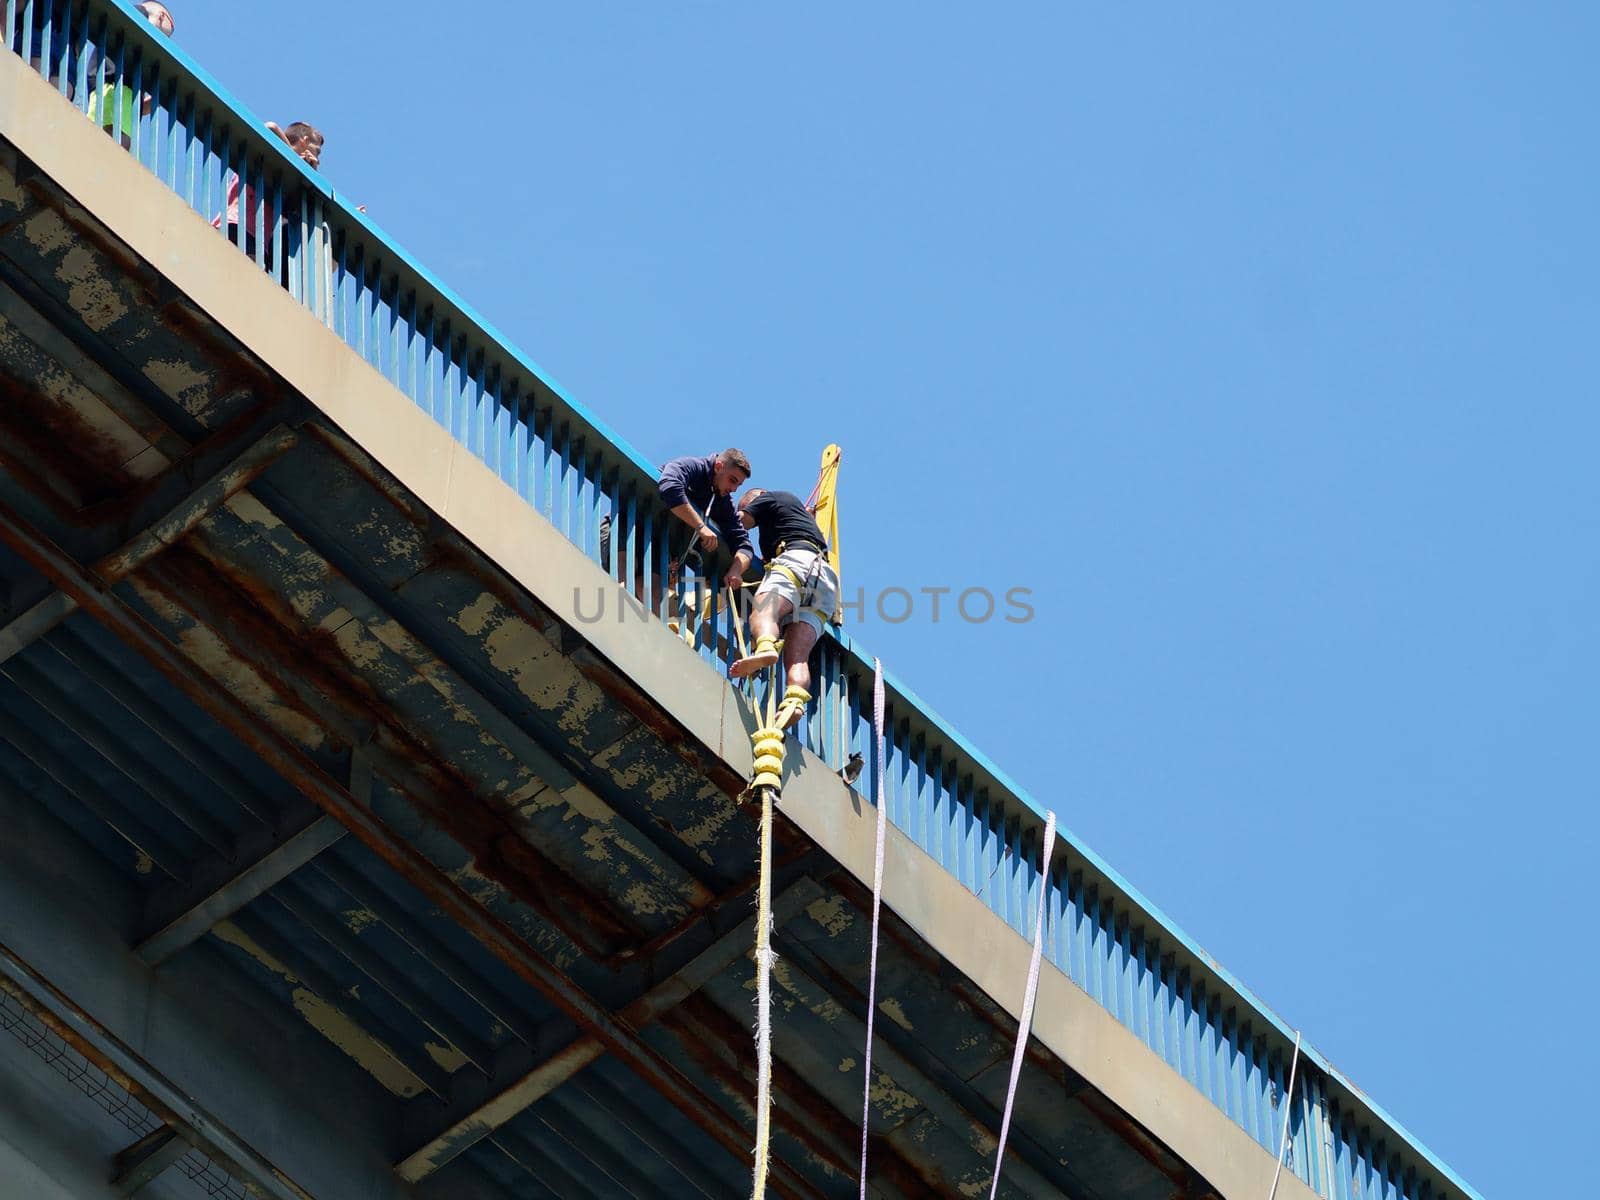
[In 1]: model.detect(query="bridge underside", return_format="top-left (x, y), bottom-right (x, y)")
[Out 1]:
top-left (0, 121), bottom-right (1216, 1200)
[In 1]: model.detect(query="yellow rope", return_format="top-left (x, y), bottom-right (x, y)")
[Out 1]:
top-left (750, 774), bottom-right (776, 1199)
top-left (728, 585), bottom-right (752, 662)
top-left (774, 684), bottom-right (811, 731)
top-left (746, 662), bottom-right (790, 1198)
top-left (750, 724), bottom-right (785, 793)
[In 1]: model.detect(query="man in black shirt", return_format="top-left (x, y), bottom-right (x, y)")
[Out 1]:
top-left (729, 489), bottom-right (841, 729)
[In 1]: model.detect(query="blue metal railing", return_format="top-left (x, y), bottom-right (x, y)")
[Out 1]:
top-left (3, 6), bottom-right (1481, 1200)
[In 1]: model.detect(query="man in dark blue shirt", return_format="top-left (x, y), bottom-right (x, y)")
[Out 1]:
top-left (657, 449), bottom-right (754, 591)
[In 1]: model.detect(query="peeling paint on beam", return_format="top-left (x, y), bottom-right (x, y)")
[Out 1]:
top-left (0, 274), bottom-right (191, 464)
top-left (269, 876), bottom-right (496, 1077)
top-left (0, 420), bottom-right (298, 665)
top-left (133, 525), bottom-right (697, 958)
top-left (396, 878), bottom-right (826, 1183)
top-left (211, 915), bottom-right (440, 1100)
top-left (0, 503), bottom-right (817, 1199)
top-left (769, 932), bottom-right (1086, 1200)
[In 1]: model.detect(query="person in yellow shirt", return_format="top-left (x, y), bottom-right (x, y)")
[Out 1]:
top-left (87, 3), bottom-right (176, 148)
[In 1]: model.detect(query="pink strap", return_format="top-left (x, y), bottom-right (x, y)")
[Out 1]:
top-left (988, 811), bottom-right (1058, 1199)
top-left (857, 658), bottom-right (888, 1199)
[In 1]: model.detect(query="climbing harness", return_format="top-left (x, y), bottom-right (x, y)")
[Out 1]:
top-left (856, 658), bottom-right (887, 1198)
top-left (987, 810), bottom-right (1058, 1200)
top-left (753, 538), bottom-right (830, 652)
top-left (1266, 1030), bottom-right (1304, 1200)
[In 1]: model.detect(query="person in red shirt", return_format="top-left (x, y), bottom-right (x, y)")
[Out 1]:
top-left (212, 121), bottom-right (324, 282)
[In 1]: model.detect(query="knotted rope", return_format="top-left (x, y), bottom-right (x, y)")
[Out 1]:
top-left (747, 670), bottom-right (792, 1198)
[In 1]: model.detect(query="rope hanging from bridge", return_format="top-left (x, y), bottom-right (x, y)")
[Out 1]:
top-left (747, 668), bottom-right (807, 1199)
top-left (986, 809), bottom-right (1058, 1200)
top-left (749, 726), bottom-right (778, 1198)
top-left (856, 658), bottom-right (887, 1198)
top-left (1267, 1029), bottom-right (1304, 1200)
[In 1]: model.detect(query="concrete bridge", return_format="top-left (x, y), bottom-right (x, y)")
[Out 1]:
top-left (0, 7), bottom-right (1480, 1200)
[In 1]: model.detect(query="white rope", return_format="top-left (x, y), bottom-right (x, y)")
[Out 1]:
top-left (857, 658), bottom-right (887, 1200)
top-left (750, 780), bottom-right (775, 1199)
top-left (987, 810), bottom-right (1057, 1200)
top-left (1267, 1030), bottom-right (1304, 1200)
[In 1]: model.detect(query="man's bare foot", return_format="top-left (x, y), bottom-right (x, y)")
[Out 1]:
top-left (729, 648), bottom-right (779, 679)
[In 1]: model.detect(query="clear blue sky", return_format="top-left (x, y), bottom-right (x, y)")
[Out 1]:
top-left (179, 4), bottom-right (1596, 1196)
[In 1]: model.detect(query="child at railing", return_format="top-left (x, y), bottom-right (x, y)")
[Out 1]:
top-left (211, 120), bottom-right (324, 285)
top-left (85, 2), bottom-right (176, 149)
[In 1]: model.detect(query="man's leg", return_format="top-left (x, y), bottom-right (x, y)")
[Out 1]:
top-left (775, 619), bottom-right (820, 730)
top-left (730, 590), bottom-right (791, 678)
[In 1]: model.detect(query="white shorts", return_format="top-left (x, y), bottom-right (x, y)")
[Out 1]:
top-left (755, 548), bottom-right (839, 637)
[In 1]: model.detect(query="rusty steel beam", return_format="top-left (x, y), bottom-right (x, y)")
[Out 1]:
top-left (2, 652), bottom-right (239, 854)
top-left (271, 875), bottom-right (497, 1077)
top-left (771, 931), bottom-right (1087, 1200)
top-left (249, 471), bottom-right (741, 895)
top-left (136, 811), bottom-right (345, 966)
top-left (42, 628), bottom-right (285, 828)
top-left (0, 505), bottom-right (818, 1200)
top-left (0, 418), bottom-right (298, 665)
top-left (309, 852), bottom-right (550, 1050)
top-left (225, 903), bottom-right (455, 1101)
top-left (397, 878), bottom-right (825, 1183)
top-left (0, 274), bottom-right (192, 465)
top-left (111, 1126), bottom-right (192, 1196)
top-left (0, 938), bottom-right (316, 1200)
top-left (661, 998), bottom-right (876, 1192)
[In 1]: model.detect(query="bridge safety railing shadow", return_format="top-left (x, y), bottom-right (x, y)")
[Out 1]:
top-left (1, 8), bottom-right (1483, 1200)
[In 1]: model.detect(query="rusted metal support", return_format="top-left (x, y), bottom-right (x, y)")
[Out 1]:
top-left (111, 1126), bottom-right (191, 1196)
top-left (661, 999), bottom-right (865, 1190)
top-left (603, 846), bottom-right (828, 984)
top-left (774, 930), bottom-right (1090, 1200)
top-left (271, 875), bottom-right (495, 1076)
top-left (0, 938), bottom-right (316, 1200)
top-left (42, 628), bottom-right (285, 827)
top-left (397, 878), bottom-right (825, 1183)
top-left (253, 468), bottom-right (739, 890)
top-left (0, 419), bottom-right (298, 665)
top-left (136, 699), bottom-right (364, 965)
top-left (136, 811), bottom-right (345, 966)
top-left (0, 698), bottom-right (188, 879)
top-left (0, 506), bottom-right (816, 1200)
top-left (309, 852), bottom-right (548, 1049)
top-left (227, 904), bottom-right (452, 1100)
top-left (0, 274), bottom-right (192, 464)
top-left (1, 653), bottom-right (239, 853)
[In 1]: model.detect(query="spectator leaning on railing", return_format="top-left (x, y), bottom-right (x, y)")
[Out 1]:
top-left (210, 120), bottom-right (368, 287)
top-left (86, 2), bottom-right (177, 148)
top-left (211, 120), bottom-right (324, 284)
